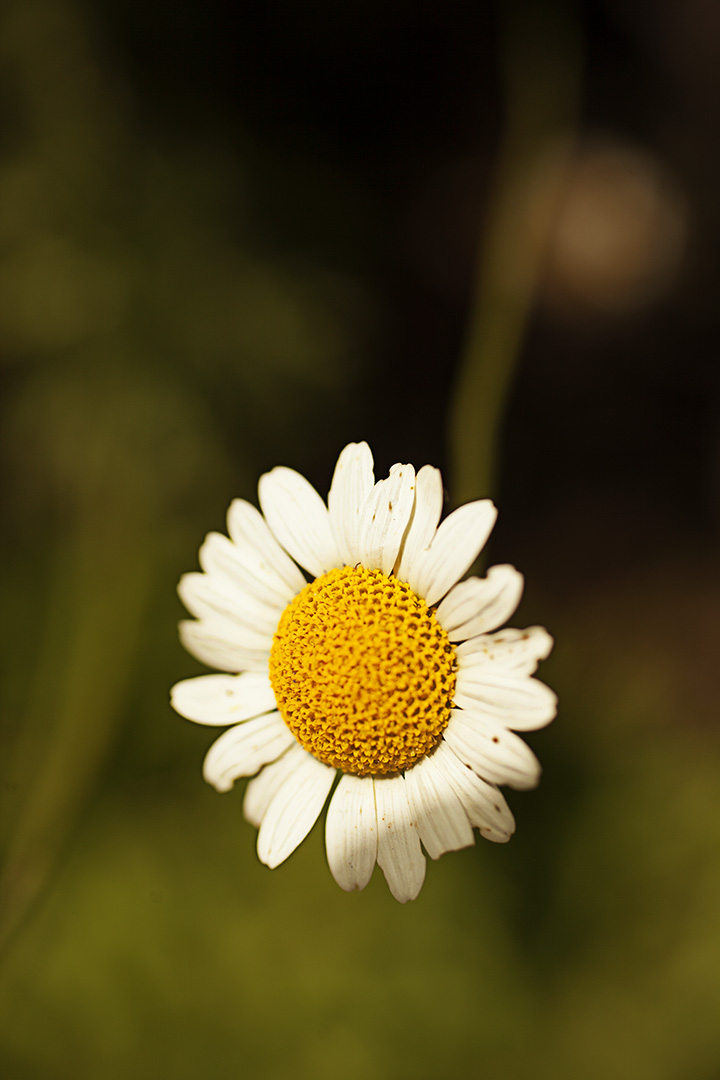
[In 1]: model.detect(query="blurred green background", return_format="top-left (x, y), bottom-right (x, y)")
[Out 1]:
top-left (1, 1), bottom-right (719, 1078)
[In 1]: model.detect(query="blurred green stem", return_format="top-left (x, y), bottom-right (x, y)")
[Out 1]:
top-left (0, 425), bottom-right (154, 962)
top-left (449, 2), bottom-right (582, 507)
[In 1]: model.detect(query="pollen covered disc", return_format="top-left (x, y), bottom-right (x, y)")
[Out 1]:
top-left (269, 566), bottom-right (456, 776)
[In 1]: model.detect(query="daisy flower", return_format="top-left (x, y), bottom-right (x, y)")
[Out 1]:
top-left (171, 442), bottom-right (556, 902)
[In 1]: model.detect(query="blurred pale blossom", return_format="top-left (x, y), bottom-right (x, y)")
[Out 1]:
top-left (537, 141), bottom-right (687, 316)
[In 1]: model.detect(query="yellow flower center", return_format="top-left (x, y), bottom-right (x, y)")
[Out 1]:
top-left (269, 565), bottom-right (456, 776)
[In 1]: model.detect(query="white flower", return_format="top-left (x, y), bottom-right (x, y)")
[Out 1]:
top-left (171, 442), bottom-right (556, 902)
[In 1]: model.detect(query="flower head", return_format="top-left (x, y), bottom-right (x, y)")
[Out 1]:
top-left (171, 442), bottom-right (556, 902)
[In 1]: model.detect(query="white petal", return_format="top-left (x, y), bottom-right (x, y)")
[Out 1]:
top-left (413, 500), bottom-right (498, 607)
top-left (356, 463), bottom-right (416, 575)
top-left (404, 752), bottom-right (475, 859)
top-left (170, 671), bottom-right (277, 726)
top-left (456, 625), bottom-right (554, 674)
top-left (227, 498), bottom-right (307, 595)
top-left (327, 442), bottom-right (375, 566)
top-left (325, 773), bottom-right (378, 892)
top-left (179, 619), bottom-right (270, 673)
top-left (395, 465), bottom-right (444, 584)
top-left (258, 466), bottom-right (342, 577)
top-left (203, 713), bottom-right (295, 792)
top-left (431, 741), bottom-right (515, 842)
top-left (453, 668), bottom-right (558, 730)
top-left (178, 574), bottom-right (277, 647)
top-left (199, 531), bottom-right (297, 609)
top-left (435, 565), bottom-right (524, 641)
top-left (374, 774), bottom-right (426, 903)
top-left (256, 748), bottom-right (336, 868)
top-left (443, 710), bottom-right (541, 790)
top-left (243, 750), bottom-right (299, 828)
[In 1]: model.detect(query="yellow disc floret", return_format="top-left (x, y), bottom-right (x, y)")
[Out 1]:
top-left (269, 565), bottom-right (456, 776)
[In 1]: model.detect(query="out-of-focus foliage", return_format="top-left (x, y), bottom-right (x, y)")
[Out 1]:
top-left (2, 1), bottom-right (719, 1078)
